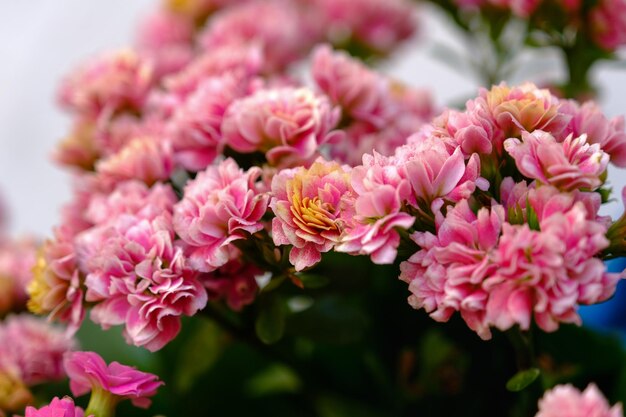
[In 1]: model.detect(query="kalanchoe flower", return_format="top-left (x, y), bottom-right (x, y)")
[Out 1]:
top-left (0, 238), bottom-right (38, 315)
top-left (310, 0), bottom-right (416, 54)
top-left (64, 351), bottom-right (162, 410)
top-left (58, 49), bottom-right (154, 119)
top-left (590, 0), bottom-right (626, 50)
top-left (504, 130), bottom-right (609, 191)
top-left (222, 87), bottom-right (342, 168)
top-left (174, 158), bottom-right (269, 273)
top-left (270, 158), bottom-right (355, 271)
top-left (536, 383), bottom-right (623, 417)
top-left (83, 214), bottom-right (208, 351)
top-left (54, 120), bottom-right (100, 171)
top-left (0, 315), bottom-right (77, 386)
top-left (201, 258), bottom-right (262, 311)
top-left (24, 396), bottom-right (88, 417)
top-left (0, 363), bottom-right (33, 416)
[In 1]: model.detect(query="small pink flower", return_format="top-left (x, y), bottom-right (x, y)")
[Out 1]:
top-left (222, 87), bottom-right (342, 168)
top-left (536, 384), bottom-right (623, 417)
top-left (202, 258), bottom-right (261, 311)
top-left (562, 100), bottom-right (626, 167)
top-left (590, 0), bottom-right (626, 50)
top-left (58, 49), bottom-right (154, 119)
top-left (429, 107), bottom-right (498, 156)
top-left (198, 0), bottom-right (317, 71)
top-left (504, 130), bottom-right (609, 191)
top-left (96, 136), bottom-right (174, 186)
top-left (64, 351), bottom-right (162, 408)
top-left (24, 397), bottom-right (87, 417)
top-left (311, 0), bottom-right (416, 53)
top-left (168, 74), bottom-right (248, 171)
top-left (173, 158), bottom-right (269, 272)
top-left (0, 238), bottom-right (38, 315)
top-left (270, 159), bottom-right (356, 271)
top-left (0, 315), bottom-right (77, 386)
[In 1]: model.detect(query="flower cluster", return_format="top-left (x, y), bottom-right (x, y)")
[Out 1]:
top-left (536, 384), bottom-right (623, 417)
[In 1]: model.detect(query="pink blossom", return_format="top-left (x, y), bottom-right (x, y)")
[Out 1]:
top-left (222, 87), bottom-right (342, 168)
top-left (0, 238), bottom-right (37, 315)
top-left (58, 49), bottom-right (154, 119)
top-left (400, 200), bottom-right (504, 339)
top-left (54, 120), bottom-right (100, 171)
top-left (168, 74), bottom-right (248, 171)
top-left (96, 136), bottom-right (174, 186)
top-left (0, 315), bottom-right (77, 386)
top-left (536, 384), bottom-right (623, 417)
top-left (198, 0), bottom-right (317, 71)
top-left (271, 159), bottom-right (356, 271)
top-left (504, 130), bottom-right (609, 191)
top-left (201, 258), bottom-right (261, 311)
top-left (337, 153), bottom-right (414, 264)
top-left (24, 397), bottom-right (87, 417)
top-left (64, 351), bottom-right (162, 408)
top-left (310, 0), bottom-right (416, 53)
top-left (562, 100), bottom-right (626, 167)
top-left (428, 107), bottom-right (498, 156)
top-left (173, 158), bottom-right (269, 273)
top-left (590, 0), bottom-right (626, 50)
top-left (84, 215), bottom-right (207, 351)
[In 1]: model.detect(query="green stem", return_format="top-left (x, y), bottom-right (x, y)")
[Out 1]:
top-left (84, 387), bottom-right (119, 417)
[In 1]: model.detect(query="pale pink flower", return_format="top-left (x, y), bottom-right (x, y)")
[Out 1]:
top-left (222, 87), bottom-right (342, 168)
top-left (96, 136), bottom-right (174, 186)
top-left (400, 200), bottom-right (504, 339)
top-left (93, 114), bottom-right (166, 158)
top-left (198, 0), bottom-right (317, 71)
top-left (0, 238), bottom-right (38, 315)
top-left (58, 49), bottom-right (154, 119)
top-left (24, 396), bottom-right (87, 417)
top-left (536, 384), bottom-right (623, 417)
top-left (428, 107), bottom-right (498, 156)
top-left (84, 215), bottom-right (207, 351)
top-left (271, 159), bottom-right (355, 271)
top-left (64, 351), bottom-right (162, 408)
top-left (311, 0), bottom-right (416, 53)
top-left (173, 158), bottom-right (269, 272)
top-left (337, 153), bottom-right (414, 264)
top-left (504, 130), bottom-right (609, 191)
top-left (0, 315), bottom-right (77, 386)
top-left (590, 0), bottom-right (626, 50)
top-left (201, 258), bottom-right (261, 311)
top-left (168, 74), bottom-right (248, 171)
top-left (562, 101), bottom-right (626, 167)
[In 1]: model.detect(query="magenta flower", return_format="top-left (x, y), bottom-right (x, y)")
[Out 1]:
top-left (202, 258), bottom-right (262, 311)
top-left (24, 397), bottom-right (88, 417)
top-left (270, 159), bottom-right (356, 271)
top-left (504, 130), bottom-right (609, 191)
top-left (0, 315), bottom-right (77, 386)
top-left (64, 351), bottom-right (162, 409)
top-left (590, 0), bottom-right (626, 50)
top-left (222, 87), bottom-right (342, 168)
top-left (174, 158), bottom-right (269, 272)
top-left (84, 215), bottom-right (207, 351)
top-left (536, 384), bottom-right (623, 417)
top-left (58, 49), bottom-right (154, 119)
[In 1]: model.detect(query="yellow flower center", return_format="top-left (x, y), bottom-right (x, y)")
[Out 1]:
top-left (290, 194), bottom-right (338, 234)
top-left (27, 251), bottom-right (51, 315)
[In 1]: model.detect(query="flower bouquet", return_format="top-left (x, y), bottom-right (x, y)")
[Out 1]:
top-left (1, 0), bottom-right (626, 416)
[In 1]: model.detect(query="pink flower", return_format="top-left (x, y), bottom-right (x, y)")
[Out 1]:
top-left (590, 0), bottom-right (626, 50)
top-left (0, 237), bottom-right (38, 315)
top-left (64, 351), bottom-right (162, 408)
top-left (400, 200), bottom-right (504, 339)
top-left (562, 100), bottom-right (626, 167)
top-left (536, 384), bottom-right (623, 417)
top-left (336, 153), bottom-right (414, 264)
top-left (54, 120), bottom-right (99, 171)
top-left (504, 130), bottom-right (609, 191)
top-left (221, 87), bottom-right (342, 168)
top-left (0, 363), bottom-right (33, 415)
top-left (58, 49), bottom-right (154, 119)
top-left (84, 215), bottom-right (207, 351)
top-left (198, 0), bottom-right (317, 71)
top-left (270, 159), bottom-right (355, 271)
top-left (202, 258), bottom-right (261, 311)
top-left (96, 136), bottom-right (174, 186)
top-left (310, 0), bottom-right (416, 53)
top-left (173, 158), bottom-right (269, 272)
top-left (0, 315), bottom-right (77, 386)
top-left (24, 397), bottom-right (87, 417)
top-left (428, 107), bottom-right (498, 156)
top-left (168, 74), bottom-right (248, 171)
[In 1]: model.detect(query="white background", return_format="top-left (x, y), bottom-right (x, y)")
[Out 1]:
top-left (0, 1), bottom-right (624, 237)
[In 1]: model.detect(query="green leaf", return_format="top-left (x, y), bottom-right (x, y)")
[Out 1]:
top-left (255, 296), bottom-right (286, 344)
top-left (245, 364), bottom-right (301, 397)
top-left (506, 368), bottom-right (540, 392)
